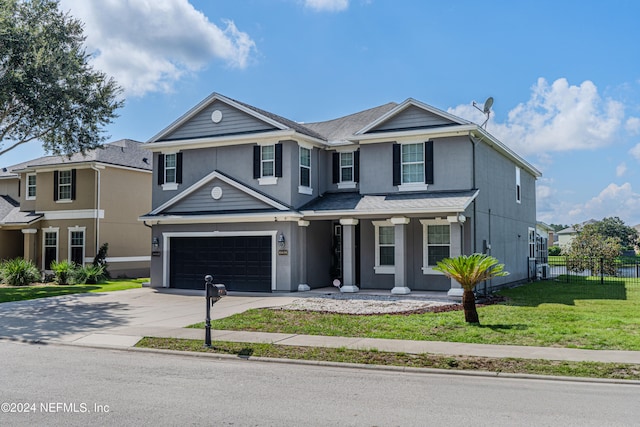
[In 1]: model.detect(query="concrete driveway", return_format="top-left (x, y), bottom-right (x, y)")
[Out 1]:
top-left (0, 288), bottom-right (299, 347)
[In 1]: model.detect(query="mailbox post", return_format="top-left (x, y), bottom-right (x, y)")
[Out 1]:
top-left (204, 274), bottom-right (227, 348)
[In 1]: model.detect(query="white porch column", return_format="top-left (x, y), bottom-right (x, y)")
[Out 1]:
top-left (446, 215), bottom-right (465, 298)
top-left (390, 216), bottom-right (411, 295)
top-left (297, 220), bottom-right (310, 292)
top-left (339, 218), bottom-right (359, 293)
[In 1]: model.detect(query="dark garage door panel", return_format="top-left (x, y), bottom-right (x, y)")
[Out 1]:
top-left (169, 236), bottom-right (272, 291)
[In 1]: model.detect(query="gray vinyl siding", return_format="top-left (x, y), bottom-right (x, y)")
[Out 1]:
top-left (164, 178), bottom-right (270, 214)
top-left (160, 101), bottom-right (278, 141)
top-left (472, 142), bottom-right (537, 287)
top-left (368, 105), bottom-right (455, 133)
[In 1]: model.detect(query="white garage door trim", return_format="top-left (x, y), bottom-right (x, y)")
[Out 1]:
top-left (162, 231), bottom-right (277, 290)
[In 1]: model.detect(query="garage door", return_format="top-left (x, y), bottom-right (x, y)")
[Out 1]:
top-left (169, 236), bottom-right (272, 292)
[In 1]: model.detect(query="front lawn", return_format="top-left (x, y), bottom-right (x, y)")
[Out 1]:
top-left (0, 278), bottom-right (146, 303)
top-left (194, 276), bottom-right (640, 351)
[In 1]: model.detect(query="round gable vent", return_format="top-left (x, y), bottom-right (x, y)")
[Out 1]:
top-left (211, 110), bottom-right (223, 124)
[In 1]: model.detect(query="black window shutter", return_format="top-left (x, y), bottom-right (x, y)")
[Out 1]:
top-left (392, 144), bottom-right (401, 186)
top-left (53, 170), bottom-right (59, 201)
top-left (18, 179), bottom-right (20, 198)
top-left (253, 146), bottom-right (261, 179)
top-left (176, 152), bottom-right (183, 184)
top-left (275, 143), bottom-right (283, 178)
top-left (157, 154), bottom-right (165, 185)
top-left (332, 153), bottom-right (340, 184)
top-left (71, 169), bottom-right (76, 200)
top-left (354, 150), bottom-right (360, 183)
top-left (425, 141), bottom-right (434, 184)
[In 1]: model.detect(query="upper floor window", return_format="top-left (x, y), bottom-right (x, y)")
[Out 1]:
top-left (516, 166), bottom-right (521, 203)
top-left (393, 141), bottom-right (433, 190)
top-left (157, 153), bottom-right (183, 190)
top-left (253, 143), bottom-right (282, 185)
top-left (373, 220), bottom-right (395, 274)
top-left (299, 146), bottom-right (312, 195)
top-left (26, 173), bottom-right (36, 200)
top-left (53, 169), bottom-right (75, 202)
top-left (332, 151), bottom-right (359, 189)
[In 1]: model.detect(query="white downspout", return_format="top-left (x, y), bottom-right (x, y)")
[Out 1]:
top-left (91, 165), bottom-right (103, 257)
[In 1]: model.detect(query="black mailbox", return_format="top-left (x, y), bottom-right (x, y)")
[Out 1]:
top-left (204, 275), bottom-right (226, 348)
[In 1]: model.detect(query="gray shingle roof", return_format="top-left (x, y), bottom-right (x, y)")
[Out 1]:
top-left (9, 139), bottom-right (152, 173)
top-left (300, 190), bottom-right (478, 215)
top-left (0, 195), bottom-right (42, 225)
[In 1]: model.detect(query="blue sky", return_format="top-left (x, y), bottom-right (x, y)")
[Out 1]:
top-left (3, 0), bottom-right (640, 226)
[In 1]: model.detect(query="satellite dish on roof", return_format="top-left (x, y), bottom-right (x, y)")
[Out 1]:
top-left (472, 96), bottom-right (494, 129)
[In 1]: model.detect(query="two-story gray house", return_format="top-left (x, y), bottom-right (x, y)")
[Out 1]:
top-left (140, 93), bottom-right (540, 296)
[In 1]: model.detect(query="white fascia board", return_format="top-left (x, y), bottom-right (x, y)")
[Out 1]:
top-left (300, 207), bottom-right (471, 219)
top-left (144, 129), bottom-right (327, 153)
top-left (354, 124), bottom-right (478, 144)
top-left (472, 128), bottom-right (542, 178)
top-left (355, 98), bottom-right (471, 135)
top-left (42, 209), bottom-right (105, 220)
top-left (140, 212), bottom-right (302, 225)
top-left (148, 171), bottom-right (290, 215)
top-left (13, 162), bottom-right (96, 174)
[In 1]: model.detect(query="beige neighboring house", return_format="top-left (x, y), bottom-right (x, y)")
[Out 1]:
top-left (0, 139), bottom-right (152, 277)
top-left (556, 219), bottom-right (597, 249)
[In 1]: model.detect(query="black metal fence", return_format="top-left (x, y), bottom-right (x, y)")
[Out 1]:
top-left (529, 256), bottom-right (640, 283)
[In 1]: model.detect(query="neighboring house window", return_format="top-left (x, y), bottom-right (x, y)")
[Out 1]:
top-left (420, 220), bottom-right (450, 273)
top-left (516, 166), bottom-right (521, 203)
top-left (157, 153), bottom-right (183, 190)
top-left (332, 151), bottom-right (359, 189)
top-left (393, 141), bottom-right (433, 189)
top-left (43, 228), bottom-right (59, 270)
top-left (253, 143), bottom-right (283, 185)
top-left (373, 221), bottom-right (395, 274)
top-left (53, 169), bottom-right (76, 201)
top-left (26, 173), bottom-right (36, 200)
top-left (69, 228), bottom-right (85, 265)
top-left (298, 146), bottom-right (312, 195)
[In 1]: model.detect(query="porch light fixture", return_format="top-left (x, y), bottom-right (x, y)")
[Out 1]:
top-left (277, 233), bottom-right (285, 249)
top-left (152, 237), bottom-right (160, 249)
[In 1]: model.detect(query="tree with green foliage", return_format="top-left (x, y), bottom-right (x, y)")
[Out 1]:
top-left (0, 0), bottom-right (123, 157)
top-left (434, 254), bottom-right (509, 324)
top-left (590, 217), bottom-right (638, 250)
top-left (565, 224), bottom-right (621, 276)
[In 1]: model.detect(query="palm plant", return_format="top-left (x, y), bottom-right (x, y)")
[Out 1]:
top-left (434, 254), bottom-right (509, 324)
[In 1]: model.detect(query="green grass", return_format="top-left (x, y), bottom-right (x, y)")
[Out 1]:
top-left (136, 337), bottom-right (640, 380)
top-left (191, 276), bottom-right (640, 351)
top-left (0, 278), bottom-right (146, 303)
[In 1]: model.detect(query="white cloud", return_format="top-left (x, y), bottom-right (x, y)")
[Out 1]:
top-left (626, 117), bottom-right (640, 135)
top-left (616, 162), bottom-right (627, 177)
top-left (448, 78), bottom-right (624, 156)
top-left (580, 183), bottom-right (640, 225)
top-left (60, 0), bottom-right (256, 96)
top-left (630, 143), bottom-right (640, 162)
top-left (304, 0), bottom-right (349, 12)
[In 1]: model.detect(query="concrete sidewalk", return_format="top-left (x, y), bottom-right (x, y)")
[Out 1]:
top-left (2, 287), bottom-right (640, 365)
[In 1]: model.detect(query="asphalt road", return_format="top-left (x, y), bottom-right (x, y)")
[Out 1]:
top-left (1, 341), bottom-right (638, 427)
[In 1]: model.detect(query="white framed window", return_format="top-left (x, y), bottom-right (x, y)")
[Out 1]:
top-left (164, 153), bottom-right (177, 184)
top-left (43, 227), bottom-right (59, 270)
top-left (69, 227), bottom-right (86, 266)
top-left (58, 170), bottom-right (72, 200)
top-left (420, 219), bottom-right (450, 274)
top-left (298, 146), bottom-right (312, 194)
top-left (373, 220), bottom-right (395, 274)
top-left (516, 166), bottom-right (521, 204)
top-left (262, 145), bottom-right (275, 177)
top-left (528, 227), bottom-right (536, 259)
top-left (340, 152), bottom-right (354, 182)
top-left (26, 173), bottom-right (36, 200)
top-left (402, 143), bottom-right (424, 184)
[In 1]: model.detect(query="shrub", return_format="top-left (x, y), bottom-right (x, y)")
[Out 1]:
top-left (0, 258), bottom-right (40, 286)
top-left (50, 260), bottom-right (76, 285)
top-left (73, 264), bottom-right (106, 285)
top-left (548, 246), bottom-right (562, 256)
top-left (93, 242), bottom-right (110, 278)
